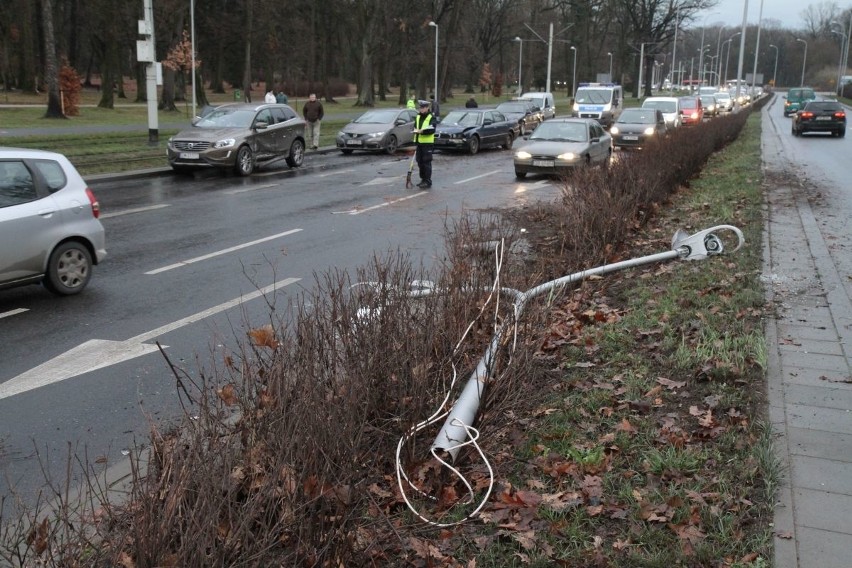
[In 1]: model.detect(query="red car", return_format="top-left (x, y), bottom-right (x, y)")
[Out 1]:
top-left (678, 96), bottom-right (704, 125)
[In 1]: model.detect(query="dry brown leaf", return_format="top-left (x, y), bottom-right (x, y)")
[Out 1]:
top-left (775, 530), bottom-right (794, 539)
top-left (512, 530), bottom-right (537, 550)
top-left (616, 418), bottom-right (638, 434)
top-left (248, 324), bottom-right (280, 349)
top-left (657, 377), bottom-right (687, 390)
top-left (217, 383), bottom-right (239, 406)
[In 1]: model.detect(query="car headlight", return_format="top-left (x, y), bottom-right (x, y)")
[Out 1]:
top-left (610, 126), bottom-right (620, 135)
top-left (643, 127), bottom-right (655, 136)
top-left (515, 150), bottom-right (532, 159)
top-left (367, 132), bottom-right (385, 138)
top-left (213, 138), bottom-right (236, 149)
top-left (690, 111), bottom-right (698, 119)
top-left (557, 152), bottom-right (576, 160)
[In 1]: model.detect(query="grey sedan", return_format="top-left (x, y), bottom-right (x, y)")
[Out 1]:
top-left (336, 108), bottom-right (417, 154)
top-left (513, 118), bottom-right (612, 178)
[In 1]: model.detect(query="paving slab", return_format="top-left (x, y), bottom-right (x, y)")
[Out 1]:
top-left (790, 456), bottom-right (852, 495)
top-left (792, 488), bottom-right (852, 533)
top-left (777, 337), bottom-right (845, 356)
top-left (794, 526), bottom-right (852, 568)
top-left (786, 426), bottom-right (852, 461)
top-left (782, 383), bottom-right (852, 410)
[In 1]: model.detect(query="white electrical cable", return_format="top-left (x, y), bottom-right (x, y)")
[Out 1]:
top-left (394, 240), bottom-right (508, 526)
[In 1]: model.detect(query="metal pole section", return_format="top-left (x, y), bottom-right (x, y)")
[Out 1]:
top-left (608, 52), bottom-right (613, 81)
top-left (638, 42), bottom-right (645, 97)
top-left (769, 44), bottom-right (778, 87)
top-left (796, 38), bottom-right (807, 87)
top-left (715, 26), bottom-right (724, 87)
top-left (698, 29), bottom-right (706, 87)
top-left (571, 46), bottom-right (577, 98)
top-left (832, 29), bottom-right (845, 94)
top-left (546, 22), bottom-right (554, 94)
top-left (735, 0), bottom-right (749, 105)
top-left (845, 13), bottom-right (852, 90)
top-left (191, 0), bottom-right (196, 119)
top-left (143, 0), bottom-right (158, 144)
top-left (431, 22), bottom-right (439, 105)
top-left (751, 0), bottom-right (764, 95)
top-left (670, 8), bottom-right (679, 95)
top-left (515, 38), bottom-right (523, 94)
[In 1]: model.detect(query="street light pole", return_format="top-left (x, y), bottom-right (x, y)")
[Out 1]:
top-left (750, 0), bottom-right (764, 96)
top-left (769, 44), bottom-right (779, 87)
top-left (698, 12), bottom-right (719, 87)
top-left (831, 22), bottom-right (846, 94)
top-left (607, 51), bottom-right (613, 81)
top-left (796, 37), bottom-right (807, 87)
top-left (525, 22), bottom-right (574, 94)
top-left (724, 32), bottom-right (740, 85)
top-left (514, 37), bottom-right (523, 94)
top-left (570, 46), bottom-right (577, 98)
top-left (190, 0), bottom-right (196, 118)
top-left (428, 21), bottom-right (438, 109)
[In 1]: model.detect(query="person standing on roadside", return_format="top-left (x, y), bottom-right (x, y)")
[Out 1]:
top-left (302, 93), bottom-right (324, 150)
top-left (264, 90), bottom-right (276, 103)
top-left (465, 96), bottom-right (478, 108)
top-left (407, 94), bottom-right (416, 109)
top-left (413, 100), bottom-right (436, 189)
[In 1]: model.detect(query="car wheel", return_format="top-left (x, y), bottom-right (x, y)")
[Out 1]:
top-left (286, 139), bottom-right (305, 168)
top-left (384, 134), bottom-right (399, 155)
top-left (468, 135), bottom-right (480, 155)
top-left (791, 124), bottom-right (797, 136)
top-left (340, 149), bottom-right (354, 155)
top-left (519, 122), bottom-right (527, 136)
top-left (235, 145), bottom-right (254, 176)
top-left (504, 132), bottom-right (514, 150)
top-left (839, 129), bottom-right (846, 138)
top-left (515, 170), bottom-right (527, 179)
top-left (604, 148), bottom-right (613, 167)
top-left (43, 241), bottom-right (93, 295)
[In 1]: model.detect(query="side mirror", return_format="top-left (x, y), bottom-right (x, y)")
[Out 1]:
top-left (191, 116), bottom-right (201, 126)
top-left (395, 118), bottom-right (407, 125)
top-left (254, 121), bottom-right (269, 130)
top-left (483, 118), bottom-right (493, 125)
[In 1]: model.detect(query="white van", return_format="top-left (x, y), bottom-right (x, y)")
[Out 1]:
top-left (571, 83), bottom-right (623, 127)
top-left (520, 92), bottom-right (556, 119)
top-left (642, 96), bottom-right (681, 130)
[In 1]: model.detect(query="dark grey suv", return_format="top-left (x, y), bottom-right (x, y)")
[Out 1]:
top-left (167, 103), bottom-right (306, 176)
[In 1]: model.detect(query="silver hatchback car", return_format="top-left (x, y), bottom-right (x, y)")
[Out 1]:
top-left (0, 148), bottom-right (106, 295)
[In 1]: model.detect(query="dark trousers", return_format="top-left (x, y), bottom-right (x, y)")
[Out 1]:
top-left (415, 143), bottom-right (433, 184)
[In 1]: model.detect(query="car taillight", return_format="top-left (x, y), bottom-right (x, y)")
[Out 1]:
top-left (85, 187), bottom-right (101, 219)
top-left (835, 111), bottom-right (846, 118)
top-left (800, 112), bottom-right (814, 118)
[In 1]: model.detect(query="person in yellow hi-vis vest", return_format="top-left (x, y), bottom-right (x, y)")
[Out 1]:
top-left (406, 95), bottom-right (416, 109)
top-left (412, 100), bottom-right (436, 189)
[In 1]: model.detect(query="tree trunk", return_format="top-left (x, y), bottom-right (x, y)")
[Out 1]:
top-left (18, 0), bottom-right (37, 94)
top-left (195, 68), bottom-right (208, 107)
top-left (39, 0), bottom-right (65, 118)
top-left (96, 38), bottom-right (116, 109)
top-left (242, 0), bottom-right (253, 102)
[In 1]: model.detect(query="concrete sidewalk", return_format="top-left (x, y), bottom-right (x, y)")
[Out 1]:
top-left (762, 107), bottom-right (852, 567)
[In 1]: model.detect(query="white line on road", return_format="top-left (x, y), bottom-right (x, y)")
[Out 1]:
top-left (0, 308), bottom-right (28, 319)
top-left (101, 204), bottom-right (171, 219)
top-left (363, 176), bottom-right (403, 186)
top-left (515, 180), bottom-right (551, 193)
top-left (226, 183), bottom-right (279, 195)
top-left (145, 228), bottom-right (303, 275)
top-left (0, 278), bottom-right (301, 400)
top-left (454, 170), bottom-right (502, 185)
top-left (319, 168), bottom-right (356, 178)
top-left (333, 192), bottom-right (426, 215)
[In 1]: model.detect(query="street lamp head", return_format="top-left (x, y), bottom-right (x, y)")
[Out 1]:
top-left (514, 36), bottom-right (521, 42)
top-left (796, 38), bottom-right (806, 44)
top-left (428, 21), bottom-right (437, 28)
top-left (570, 45), bottom-right (576, 51)
top-left (607, 51), bottom-right (612, 56)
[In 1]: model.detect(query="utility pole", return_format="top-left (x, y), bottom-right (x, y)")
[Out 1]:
top-left (137, 0), bottom-right (159, 144)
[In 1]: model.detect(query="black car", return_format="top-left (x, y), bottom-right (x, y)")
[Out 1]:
top-left (434, 109), bottom-right (520, 154)
top-left (792, 101), bottom-right (846, 137)
top-left (495, 101), bottom-right (543, 135)
top-left (609, 108), bottom-right (667, 149)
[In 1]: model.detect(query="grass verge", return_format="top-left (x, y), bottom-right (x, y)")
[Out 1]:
top-left (465, 111), bottom-right (774, 566)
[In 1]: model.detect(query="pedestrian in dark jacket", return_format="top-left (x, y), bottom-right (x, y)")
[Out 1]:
top-left (465, 96), bottom-right (478, 108)
top-left (302, 93), bottom-right (324, 149)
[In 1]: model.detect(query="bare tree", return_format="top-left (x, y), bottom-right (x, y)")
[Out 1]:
top-left (40, 0), bottom-right (65, 117)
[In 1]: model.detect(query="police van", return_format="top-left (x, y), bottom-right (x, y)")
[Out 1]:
top-left (571, 83), bottom-right (623, 128)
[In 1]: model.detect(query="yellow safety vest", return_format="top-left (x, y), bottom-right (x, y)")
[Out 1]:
top-left (414, 114), bottom-right (434, 144)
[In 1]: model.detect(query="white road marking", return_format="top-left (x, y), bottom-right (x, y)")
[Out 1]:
top-left (515, 180), bottom-right (551, 193)
top-left (454, 170), bottom-right (502, 184)
top-left (319, 168), bottom-right (356, 178)
top-left (226, 183), bottom-right (279, 195)
top-left (145, 228), bottom-right (303, 275)
top-left (0, 308), bottom-right (28, 320)
top-left (363, 176), bottom-right (402, 186)
top-left (336, 192), bottom-right (426, 215)
top-left (101, 204), bottom-right (170, 219)
top-left (0, 278), bottom-right (300, 400)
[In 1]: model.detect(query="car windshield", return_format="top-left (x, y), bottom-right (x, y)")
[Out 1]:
top-left (497, 103), bottom-right (527, 113)
top-left (680, 99), bottom-right (698, 109)
top-left (617, 110), bottom-right (655, 124)
top-left (575, 89), bottom-right (611, 104)
top-left (524, 97), bottom-right (545, 108)
top-left (715, 93), bottom-right (731, 100)
top-left (441, 111), bottom-right (481, 127)
top-left (804, 102), bottom-right (840, 111)
top-left (644, 100), bottom-right (677, 113)
top-left (700, 96), bottom-right (715, 105)
top-left (353, 109), bottom-right (399, 124)
top-left (195, 108), bottom-right (257, 128)
top-left (529, 122), bottom-right (588, 142)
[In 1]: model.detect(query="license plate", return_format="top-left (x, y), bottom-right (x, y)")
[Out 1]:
top-left (179, 152), bottom-right (199, 159)
top-left (346, 139), bottom-right (363, 146)
top-left (622, 135), bottom-right (639, 141)
top-left (816, 116), bottom-right (831, 121)
top-left (533, 159), bottom-right (554, 167)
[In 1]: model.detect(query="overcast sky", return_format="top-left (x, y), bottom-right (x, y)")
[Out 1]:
top-left (702, 0), bottom-right (809, 30)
